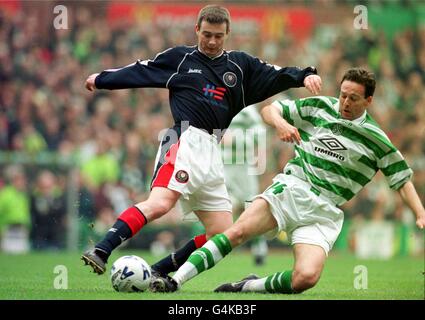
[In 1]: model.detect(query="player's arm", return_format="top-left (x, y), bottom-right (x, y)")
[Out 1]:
top-left (260, 103), bottom-right (301, 145)
top-left (85, 47), bottom-right (179, 91)
top-left (243, 53), bottom-right (321, 105)
top-left (85, 62), bottom-right (163, 91)
top-left (93, 61), bottom-right (169, 90)
top-left (396, 181), bottom-right (425, 229)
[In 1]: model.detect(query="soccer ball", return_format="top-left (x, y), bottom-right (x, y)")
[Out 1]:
top-left (110, 255), bottom-right (152, 292)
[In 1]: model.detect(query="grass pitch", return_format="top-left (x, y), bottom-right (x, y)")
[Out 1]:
top-left (0, 249), bottom-right (423, 300)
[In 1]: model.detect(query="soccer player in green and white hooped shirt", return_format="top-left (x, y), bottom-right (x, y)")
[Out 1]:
top-left (154, 68), bottom-right (425, 294)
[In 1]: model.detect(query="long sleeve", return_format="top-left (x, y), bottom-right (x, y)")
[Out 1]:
top-left (95, 47), bottom-right (183, 90)
top-left (243, 54), bottom-right (317, 105)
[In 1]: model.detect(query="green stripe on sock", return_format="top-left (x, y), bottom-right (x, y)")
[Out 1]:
top-left (273, 272), bottom-right (282, 292)
top-left (187, 251), bottom-right (207, 274)
top-left (198, 247), bottom-right (215, 269)
top-left (280, 271), bottom-right (294, 294)
top-left (265, 271), bottom-right (294, 294)
top-left (265, 274), bottom-right (275, 293)
top-left (211, 234), bottom-right (232, 257)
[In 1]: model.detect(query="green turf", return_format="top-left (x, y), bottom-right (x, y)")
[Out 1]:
top-left (0, 249), bottom-right (423, 300)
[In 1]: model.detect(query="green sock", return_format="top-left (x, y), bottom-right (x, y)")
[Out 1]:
top-left (264, 270), bottom-right (294, 294)
top-left (173, 234), bottom-right (232, 285)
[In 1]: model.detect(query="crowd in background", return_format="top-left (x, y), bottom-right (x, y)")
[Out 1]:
top-left (0, 1), bottom-right (424, 252)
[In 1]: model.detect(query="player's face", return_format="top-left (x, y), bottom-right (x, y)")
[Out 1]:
top-left (196, 21), bottom-right (228, 58)
top-left (339, 80), bottom-right (372, 120)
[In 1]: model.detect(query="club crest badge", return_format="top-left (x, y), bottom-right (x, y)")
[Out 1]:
top-left (223, 72), bottom-right (237, 87)
top-left (175, 170), bottom-right (189, 183)
top-left (331, 123), bottom-right (343, 136)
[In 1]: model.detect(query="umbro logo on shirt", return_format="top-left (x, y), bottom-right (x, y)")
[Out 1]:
top-left (315, 146), bottom-right (345, 161)
top-left (319, 137), bottom-right (347, 151)
top-left (315, 137), bottom-right (346, 161)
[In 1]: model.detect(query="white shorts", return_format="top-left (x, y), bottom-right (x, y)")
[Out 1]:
top-left (255, 173), bottom-right (344, 255)
top-left (151, 125), bottom-right (232, 221)
top-left (224, 164), bottom-right (259, 209)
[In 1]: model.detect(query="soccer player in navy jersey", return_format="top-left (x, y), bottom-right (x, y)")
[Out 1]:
top-left (82, 4), bottom-right (322, 290)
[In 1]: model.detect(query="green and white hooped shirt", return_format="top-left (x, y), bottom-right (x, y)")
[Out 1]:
top-left (273, 96), bottom-right (413, 206)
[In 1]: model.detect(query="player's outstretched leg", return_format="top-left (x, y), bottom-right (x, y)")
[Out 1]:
top-left (150, 210), bottom-right (233, 292)
top-left (214, 243), bottom-right (326, 294)
top-left (151, 198), bottom-right (277, 292)
top-left (82, 188), bottom-right (180, 274)
top-left (81, 206), bottom-right (146, 274)
top-left (150, 233), bottom-right (233, 292)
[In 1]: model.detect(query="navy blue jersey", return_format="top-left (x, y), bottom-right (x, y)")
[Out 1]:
top-left (95, 45), bottom-right (316, 134)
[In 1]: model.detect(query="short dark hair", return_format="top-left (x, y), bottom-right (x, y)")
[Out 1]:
top-left (341, 68), bottom-right (376, 98)
top-left (197, 5), bottom-right (231, 33)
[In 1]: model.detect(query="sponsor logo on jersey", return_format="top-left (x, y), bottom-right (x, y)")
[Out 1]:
top-left (318, 137), bottom-right (347, 151)
top-left (203, 84), bottom-right (226, 101)
top-left (314, 147), bottom-right (345, 161)
top-left (175, 170), bottom-right (189, 183)
top-left (223, 72), bottom-right (237, 87)
top-left (315, 137), bottom-right (346, 161)
top-left (188, 68), bottom-right (202, 74)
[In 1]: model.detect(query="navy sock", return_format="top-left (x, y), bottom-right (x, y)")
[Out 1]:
top-left (95, 220), bottom-right (132, 262)
top-left (151, 234), bottom-right (207, 274)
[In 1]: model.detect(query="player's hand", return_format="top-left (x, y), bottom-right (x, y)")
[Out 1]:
top-left (304, 74), bottom-right (322, 95)
top-left (275, 120), bottom-right (301, 145)
top-left (85, 73), bottom-right (100, 91)
top-left (416, 213), bottom-right (425, 229)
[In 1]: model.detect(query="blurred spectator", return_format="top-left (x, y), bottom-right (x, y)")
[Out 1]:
top-left (120, 130), bottom-right (149, 198)
top-left (30, 170), bottom-right (67, 250)
top-left (0, 165), bottom-right (31, 253)
top-left (91, 206), bottom-right (117, 244)
top-left (150, 230), bottom-right (176, 258)
top-left (80, 137), bottom-right (120, 189)
top-left (75, 172), bottom-right (97, 250)
top-left (21, 123), bottom-right (47, 154)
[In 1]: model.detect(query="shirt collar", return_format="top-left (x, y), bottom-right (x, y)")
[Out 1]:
top-left (336, 102), bottom-right (367, 125)
top-left (197, 47), bottom-right (224, 60)
top-left (351, 111), bottom-right (367, 125)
